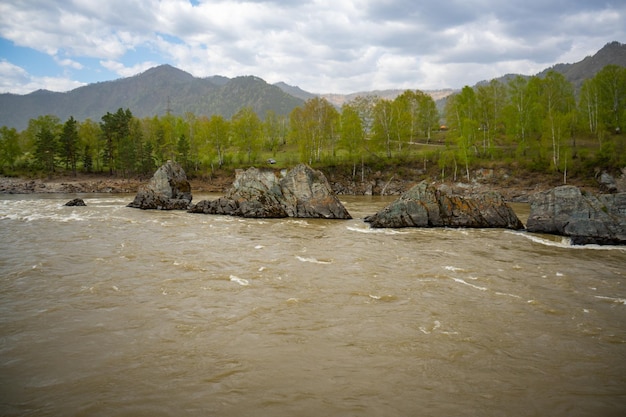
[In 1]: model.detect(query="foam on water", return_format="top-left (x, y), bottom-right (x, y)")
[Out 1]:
top-left (508, 231), bottom-right (626, 251)
top-left (346, 225), bottom-right (408, 235)
top-left (229, 275), bottom-right (249, 286)
top-left (595, 296), bottom-right (626, 305)
top-left (295, 255), bottom-right (332, 264)
top-left (451, 277), bottom-right (488, 291)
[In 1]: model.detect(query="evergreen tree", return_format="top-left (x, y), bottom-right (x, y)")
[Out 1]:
top-left (60, 116), bottom-right (80, 176)
top-left (100, 108), bottom-right (133, 175)
top-left (35, 125), bottom-right (58, 175)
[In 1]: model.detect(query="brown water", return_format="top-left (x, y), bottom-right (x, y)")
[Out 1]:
top-left (1, 193), bottom-right (625, 416)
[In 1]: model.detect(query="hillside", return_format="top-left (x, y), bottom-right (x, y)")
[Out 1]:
top-left (0, 65), bottom-right (304, 130)
top-left (1, 41), bottom-right (625, 131)
top-left (477, 41), bottom-right (626, 88)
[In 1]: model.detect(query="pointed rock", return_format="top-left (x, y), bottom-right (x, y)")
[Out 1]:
top-left (127, 161), bottom-right (192, 210)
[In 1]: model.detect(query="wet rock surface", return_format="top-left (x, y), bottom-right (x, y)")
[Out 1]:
top-left (189, 164), bottom-right (351, 219)
top-left (364, 181), bottom-right (524, 229)
top-left (64, 198), bottom-right (86, 206)
top-left (527, 185), bottom-right (626, 245)
top-left (127, 161), bottom-right (192, 210)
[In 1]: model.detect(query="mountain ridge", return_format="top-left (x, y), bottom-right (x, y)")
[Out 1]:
top-left (1, 41), bottom-right (624, 130)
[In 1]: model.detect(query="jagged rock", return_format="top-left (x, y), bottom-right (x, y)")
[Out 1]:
top-left (189, 164), bottom-right (351, 219)
top-left (127, 161), bottom-right (192, 210)
top-left (599, 171), bottom-right (618, 193)
top-left (280, 164), bottom-right (351, 218)
top-left (64, 198), bottom-right (86, 206)
top-left (364, 181), bottom-right (524, 229)
top-left (526, 185), bottom-right (626, 245)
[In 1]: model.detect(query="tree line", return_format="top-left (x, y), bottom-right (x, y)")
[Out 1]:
top-left (0, 64), bottom-right (624, 181)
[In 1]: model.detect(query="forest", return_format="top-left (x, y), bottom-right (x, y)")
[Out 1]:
top-left (0, 64), bottom-right (625, 185)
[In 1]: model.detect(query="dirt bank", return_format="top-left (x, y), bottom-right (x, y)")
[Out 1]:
top-left (0, 167), bottom-right (614, 202)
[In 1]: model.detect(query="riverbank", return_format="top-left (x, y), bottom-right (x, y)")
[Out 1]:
top-left (0, 174), bottom-right (232, 195)
top-left (1, 167), bottom-right (621, 202)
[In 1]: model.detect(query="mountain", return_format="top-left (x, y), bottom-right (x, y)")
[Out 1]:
top-left (273, 82), bottom-right (318, 101)
top-left (477, 41), bottom-right (626, 88)
top-left (0, 65), bottom-right (304, 130)
top-left (2, 42), bottom-right (625, 131)
top-left (318, 89), bottom-right (457, 108)
top-left (537, 41), bottom-right (626, 87)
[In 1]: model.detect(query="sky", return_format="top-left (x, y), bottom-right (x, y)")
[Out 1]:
top-left (0, 0), bottom-right (624, 95)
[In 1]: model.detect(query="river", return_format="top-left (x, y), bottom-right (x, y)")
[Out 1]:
top-left (1, 193), bottom-right (625, 416)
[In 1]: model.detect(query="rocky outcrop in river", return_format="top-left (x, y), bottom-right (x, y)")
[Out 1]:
top-left (364, 181), bottom-right (524, 229)
top-left (64, 198), bottom-right (86, 206)
top-left (526, 185), bottom-right (626, 245)
top-left (127, 161), bottom-right (192, 210)
top-left (189, 164), bottom-right (351, 219)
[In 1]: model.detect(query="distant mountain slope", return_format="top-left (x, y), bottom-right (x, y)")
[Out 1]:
top-left (273, 82), bottom-right (318, 101)
top-left (477, 41), bottom-right (626, 88)
top-left (2, 42), bottom-right (624, 131)
top-left (0, 65), bottom-right (304, 130)
top-left (537, 41), bottom-right (626, 87)
top-left (318, 89), bottom-right (457, 107)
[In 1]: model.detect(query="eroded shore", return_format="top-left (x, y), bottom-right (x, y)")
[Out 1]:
top-left (0, 169), bottom-right (618, 202)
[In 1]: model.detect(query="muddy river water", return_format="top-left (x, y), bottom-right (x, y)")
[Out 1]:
top-left (1, 193), bottom-right (625, 416)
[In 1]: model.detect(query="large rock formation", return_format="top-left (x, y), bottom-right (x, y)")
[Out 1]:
top-left (189, 164), bottom-right (351, 219)
top-left (364, 181), bottom-right (524, 229)
top-left (127, 161), bottom-right (192, 210)
top-left (526, 185), bottom-right (626, 245)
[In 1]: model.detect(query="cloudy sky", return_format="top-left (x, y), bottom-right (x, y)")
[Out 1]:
top-left (0, 0), bottom-right (624, 95)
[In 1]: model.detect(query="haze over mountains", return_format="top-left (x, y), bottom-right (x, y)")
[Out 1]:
top-left (1, 41), bottom-right (624, 131)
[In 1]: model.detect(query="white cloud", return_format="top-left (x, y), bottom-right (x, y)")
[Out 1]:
top-left (0, 0), bottom-right (625, 94)
top-left (0, 60), bottom-right (85, 94)
top-left (100, 60), bottom-right (160, 78)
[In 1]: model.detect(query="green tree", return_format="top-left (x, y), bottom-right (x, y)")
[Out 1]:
top-left (476, 79), bottom-right (505, 156)
top-left (503, 76), bottom-right (542, 159)
top-left (263, 110), bottom-right (286, 155)
top-left (392, 91), bottom-right (420, 151)
top-left (349, 95), bottom-right (376, 139)
top-left (540, 71), bottom-right (575, 171)
top-left (100, 108), bottom-right (133, 175)
top-left (60, 116), bottom-right (80, 176)
top-left (0, 126), bottom-right (21, 171)
top-left (340, 103), bottom-right (366, 178)
top-left (579, 77), bottom-right (601, 138)
top-left (82, 144), bottom-right (93, 173)
top-left (290, 98), bottom-right (339, 164)
top-left (35, 125), bottom-right (58, 175)
top-left (206, 115), bottom-right (230, 168)
top-left (232, 107), bottom-right (262, 164)
top-left (184, 112), bottom-right (202, 172)
top-left (78, 119), bottom-right (102, 172)
top-left (372, 98), bottom-right (396, 158)
top-left (445, 87), bottom-right (479, 180)
top-left (594, 64), bottom-right (626, 134)
top-left (417, 91), bottom-right (439, 142)
top-left (177, 133), bottom-right (190, 170)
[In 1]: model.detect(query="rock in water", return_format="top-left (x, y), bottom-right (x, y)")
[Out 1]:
top-left (526, 185), bottom-right (626, 245)
top-left (364, 181), bottom-right (524, 229)
top-left (280, 164), bottom-right (351, 218)
top-left (64, 198), bottom-right (86, 206)
top-left (189, 164), bottom-right (351, 219)
top-left (127, 161), bottom-right (192, 210)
